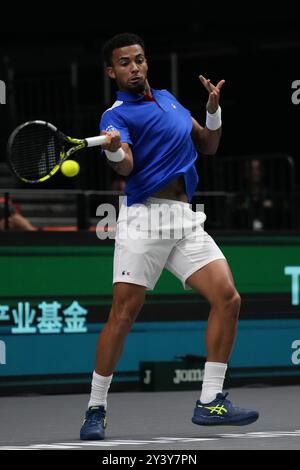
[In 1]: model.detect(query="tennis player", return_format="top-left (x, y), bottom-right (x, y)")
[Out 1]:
top-left (80, 33), bottom-right (259, 440)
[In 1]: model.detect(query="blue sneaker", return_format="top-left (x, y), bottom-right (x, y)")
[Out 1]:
top-left (80, 405), bottom-right (107, 440)
top-left (192, 392), bottom-right (259, 426)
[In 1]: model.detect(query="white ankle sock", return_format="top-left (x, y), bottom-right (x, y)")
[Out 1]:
top-left (88, 371), bottom-right (113, 409)
top-left (200, 362), bottom-right (227, 404)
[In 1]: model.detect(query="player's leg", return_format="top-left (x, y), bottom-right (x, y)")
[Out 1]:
top-left (80, 282), bottom-right (145, 440)
top-left (95, 282), bottom-right (146, 376)
top-left (186, 259), bottom-right (240, 365)
top-left (166, 219), bottom-right (259, 425)
top-left (186, 259), bottom-right (239, 403)
top-left (186, 261), bottom-right (258, 425)
top-left (81, 198), bottom-right (176, 440)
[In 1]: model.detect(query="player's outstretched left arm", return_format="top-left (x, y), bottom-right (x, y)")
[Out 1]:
top-left (191, 75), bottom-right (225, 155)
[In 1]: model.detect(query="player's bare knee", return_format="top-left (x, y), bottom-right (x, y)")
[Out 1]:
top-left (213, 286), bottom-right (241, 319)
top-left (112, 284), bottom-right (145, 313)
top-left (112, 296), bottom-right (143, 318)
top-left (231, 290), bottom-right (241, 315)
top-left (224, 290), bottom-right (241, 320)
top-left (108, 301), bottom-right (141, 334)
top-left (106, 312), bottom-right (134, 337)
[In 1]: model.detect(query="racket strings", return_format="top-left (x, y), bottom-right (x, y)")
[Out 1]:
top-left (9, 124), bottom-right (62, 181)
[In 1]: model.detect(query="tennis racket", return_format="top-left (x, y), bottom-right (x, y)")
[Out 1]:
top-left (7, 120), bottom-right (107, 184)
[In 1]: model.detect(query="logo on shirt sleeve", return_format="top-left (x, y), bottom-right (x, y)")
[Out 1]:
top-left (106, 125), bottom-right (117, 132)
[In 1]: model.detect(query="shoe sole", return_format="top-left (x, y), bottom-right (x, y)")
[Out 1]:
top-left (192, 414), bottom-right (259, 426)
top-left (80, 432), bottom-right (105, 440)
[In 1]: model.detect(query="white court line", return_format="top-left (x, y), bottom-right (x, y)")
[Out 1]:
top-left (1, 431), bottom-right (300, 450)
top-left (157, 437), bottom-right (217, 441)
top-left (0, 447), bottom-right (35, 450)
top-left (29, 444), bottom-right (81, 449)
top-left (219, 430), bottom-right (300, 439)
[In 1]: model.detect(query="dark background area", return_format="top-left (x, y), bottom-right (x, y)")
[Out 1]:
top-left (0, 7), bottom-right (299, 214)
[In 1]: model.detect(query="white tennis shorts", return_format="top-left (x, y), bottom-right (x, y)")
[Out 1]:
top-left (113, 197), bottom-right (226, 290)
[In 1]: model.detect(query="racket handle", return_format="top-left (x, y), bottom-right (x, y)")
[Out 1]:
top-left (85, 135), bottom-right (107, 147)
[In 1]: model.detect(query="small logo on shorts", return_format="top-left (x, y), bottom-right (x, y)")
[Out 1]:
top-left (122, 270), bottom-right (131, 276)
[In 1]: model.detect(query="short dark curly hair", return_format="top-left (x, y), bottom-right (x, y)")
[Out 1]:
top-left (103, 33), bottom-right (145, 66)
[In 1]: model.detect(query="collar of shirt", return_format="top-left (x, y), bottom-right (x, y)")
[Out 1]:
top-left (116, 88), bottom-right (159, 103)
top-left (116, 88), bottom-right (173, 111)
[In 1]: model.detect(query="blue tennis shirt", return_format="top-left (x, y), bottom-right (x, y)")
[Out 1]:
top-left (100, 88), bottom-right (198, 206)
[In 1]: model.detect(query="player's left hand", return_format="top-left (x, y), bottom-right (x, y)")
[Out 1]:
top-left (199, 75), bottom-right (225, 114)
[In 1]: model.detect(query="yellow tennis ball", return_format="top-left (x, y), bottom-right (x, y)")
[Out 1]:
top-left (61, 160), bottom-right (80, 177)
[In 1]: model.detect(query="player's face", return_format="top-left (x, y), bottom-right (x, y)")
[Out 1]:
top-left (107, 44), bottom-right (148, 94)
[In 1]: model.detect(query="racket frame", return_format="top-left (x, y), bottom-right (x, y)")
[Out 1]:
top-left (7, 120), bottom-right (106, 184)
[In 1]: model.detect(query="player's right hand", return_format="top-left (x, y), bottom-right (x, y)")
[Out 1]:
top-left (101, 130), bottom-right (122, 152)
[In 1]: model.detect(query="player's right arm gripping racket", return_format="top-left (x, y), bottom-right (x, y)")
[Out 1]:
top-left (7, 120), bottom-right (107, 183)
